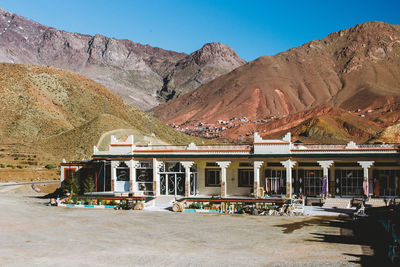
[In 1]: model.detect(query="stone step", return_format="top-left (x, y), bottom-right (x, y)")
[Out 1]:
top-left (323, 198), bottom-right (351, 209)
top-left (365, 199), bottom-right (386, 207)
top-left (154, 196), bottom-right (176, 207)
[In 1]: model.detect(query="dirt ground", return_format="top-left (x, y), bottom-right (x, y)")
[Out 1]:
top-left (0, 187), bottom-right (367, 266)
top-left (0, 169), bottom-right (59, 183)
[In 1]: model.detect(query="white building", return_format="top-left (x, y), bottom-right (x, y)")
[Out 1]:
top-left (61, 133), bottom-right (400, 199)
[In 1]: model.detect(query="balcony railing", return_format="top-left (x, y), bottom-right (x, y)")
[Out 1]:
top-left (134, 144), bottom-right (252, 151)
top-left (292, 143), bottom-right (398, 150)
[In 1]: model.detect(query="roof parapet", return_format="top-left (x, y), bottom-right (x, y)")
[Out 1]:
top-left (253, 132), bottom-right (292, 154)
top-left (346, 141), bottom-right (358, 149)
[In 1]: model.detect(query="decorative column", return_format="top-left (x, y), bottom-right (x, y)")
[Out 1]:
top-left (317, 160), bottom-right (334, 197)
top-left (217, 161), bottom-right (231, 198)
top-left (152, 158), bottom-right (162, 196)
top-left (110, 161), bottom-right (118, 191)
top-left (181, 161), bottom-right (194, 197)
top-left (253, 161), bottom-right (264, 198)
top-left (127, 160), bottom-right (140, 192)
top-left (280, 159), bottom-right (296, 199)
top-left (358, 161), bottom-right (374, 196)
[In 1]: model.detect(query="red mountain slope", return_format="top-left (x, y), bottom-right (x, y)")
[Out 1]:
top-left (154, 22), bottom-right (400, 126)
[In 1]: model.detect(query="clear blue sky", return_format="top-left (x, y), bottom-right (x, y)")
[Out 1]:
top-left (1, 0), bottom-right (399, 61)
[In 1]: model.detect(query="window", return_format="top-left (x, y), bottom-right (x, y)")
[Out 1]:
top-left (116, 162), bottom-right (129, 181)
top-left (136, 169), bottom-right (153, 182)
top-left (238, 169), bottom-right (254, 187)
top-left (335, 169), bottom-right (363, 196)
top-left (116, 169), bottom-right (129, 181)
top-left (205, 169), bottom-right (220, 186)
top-left (265, 169), bottom-right (286, 195)
top-left (206, 162), bottom-right (218, 167)
top-left (239, 162), bottom-right (253, 167)
top-left (298, 169), bottom-right (323, 196)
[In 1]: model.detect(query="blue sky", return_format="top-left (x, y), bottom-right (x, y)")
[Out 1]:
top-left (1, 0), bottom-right (399, 61)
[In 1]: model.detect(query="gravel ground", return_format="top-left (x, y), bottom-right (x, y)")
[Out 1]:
top-left (0, 187), bottom-right (365, 266)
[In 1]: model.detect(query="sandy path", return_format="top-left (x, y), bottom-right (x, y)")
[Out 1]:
top-left (0, 192), bottom-right (363, 266)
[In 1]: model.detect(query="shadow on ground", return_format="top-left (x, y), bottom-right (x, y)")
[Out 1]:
top-left (275, 214), bottom-right (395, 266)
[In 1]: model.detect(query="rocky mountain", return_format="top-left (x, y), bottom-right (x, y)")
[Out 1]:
top-left (0, 8), bottom-right (245, 110)
top-left (154, 21), bottom-right (400, 143)
top-left (158, 42), bottom-right (245, 101)
top-left (0, 63), bottom-right (202, 160)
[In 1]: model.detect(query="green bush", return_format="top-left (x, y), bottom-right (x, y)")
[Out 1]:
top-left (108, 199), bottom-right (117, 206)
top-left (83, 199), bottom-right (93, 205)
top-left (82, 175), bottom-right (95, 194)
top-left (45, 164), bottom-right (57, 169)
top-left (189, 202), bottom-right (201, 209)
top-left (16, 165), bottom-right (23, 169)
top-left (62, 173), bottom-right (79, 195)
top-left (0, 164), bottom-right (5, 168)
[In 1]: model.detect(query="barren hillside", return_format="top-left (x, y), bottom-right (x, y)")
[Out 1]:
top-left (0, 63), bottom-right (202, 161)
top-left (155, 22), bottom-right (400, 124)
top-left (154, 21), bottom-right (400, 143)
top-left (0, 8), bottom-right (245, 110)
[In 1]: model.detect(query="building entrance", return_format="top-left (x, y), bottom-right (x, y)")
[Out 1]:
top-left (159, 162), bottom-right (185, 196)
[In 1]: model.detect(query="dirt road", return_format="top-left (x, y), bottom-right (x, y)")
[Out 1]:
top-left (0, 189), bottom-right (364, 266)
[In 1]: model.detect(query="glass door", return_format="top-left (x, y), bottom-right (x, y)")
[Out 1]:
top-left (167, 174), bottom-right (176, 195)
top-left (190, 172), bottom-right (198, 196)
top-left (176, 174), bottom-right (185, 195)
top-left (159, 162), bottom-right (186, 196)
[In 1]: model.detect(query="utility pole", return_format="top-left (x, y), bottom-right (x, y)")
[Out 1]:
top-left (151, 111), bottom-right (154, 137)
top-left (146, 112), bottom-right (149, 136)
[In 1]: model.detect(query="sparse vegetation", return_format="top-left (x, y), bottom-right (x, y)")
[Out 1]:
top-left (0, 63), bottom-right (203, 164)
top-left (45, 164), bottom-right (57, 170)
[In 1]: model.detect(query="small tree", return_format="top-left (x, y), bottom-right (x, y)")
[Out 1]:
top-left (62, 173), bottom-right (79, 195)
top-left (82, 175), bottom-right (96, 194)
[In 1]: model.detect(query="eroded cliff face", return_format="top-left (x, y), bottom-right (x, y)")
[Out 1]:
top-left (0, 8), bottom-right (245, 110)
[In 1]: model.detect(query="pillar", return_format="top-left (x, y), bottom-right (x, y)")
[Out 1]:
top-left (152, 158), bottom-right (161, 196)
top-left (110, 161), bottom-right (118, 191)
top-left (181, 161), bottom-right (194, 197)
top-left (253, 161), bottom-right (264, 198)
top-left (358, 161), bottom-right (374, 196)
top-left (217, 161), bottom-right (231, 198)
top-left (127, 160), bottom-right (140, 192)
top-left (280, 159), bottom-right (296, 199)
top-left (317, 160), bottom-right (334, 197)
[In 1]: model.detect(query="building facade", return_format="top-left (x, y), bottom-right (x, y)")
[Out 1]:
top-left (61, 133), bottom-right (400, 198)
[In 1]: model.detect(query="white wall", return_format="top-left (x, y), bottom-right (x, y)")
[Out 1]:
top-left (196, 160), bottom-right (254, 197)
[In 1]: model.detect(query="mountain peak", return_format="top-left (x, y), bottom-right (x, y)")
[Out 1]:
top-left (0, 8), bottom-right (247, 110)
top-left (190, 42), bottom-right (246, 66)
top-left (154, 21), bottom-right (400, 143)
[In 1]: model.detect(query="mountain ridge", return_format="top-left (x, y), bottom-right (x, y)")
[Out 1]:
top-left (0, 7), bottom-right (245, 110)
top-left (153, 21), bottom-right (400, 143)
top-left (155, 22), bottom-right (400, 124)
